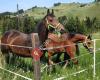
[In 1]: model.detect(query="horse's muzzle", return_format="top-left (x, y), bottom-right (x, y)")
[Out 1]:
top-left (89, 48), bottom-right (94, 54)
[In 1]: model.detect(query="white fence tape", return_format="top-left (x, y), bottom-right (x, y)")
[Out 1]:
top-left (93, 40), bottom-right (96, 78)
top-left (54, 39), bottom-right (100, 80)
top-left (54, 69), bottom-right (87, 80)
top-left (54, 61), bottom-right (100, 80)
top-left (0, 39), bottom-right (100, 80)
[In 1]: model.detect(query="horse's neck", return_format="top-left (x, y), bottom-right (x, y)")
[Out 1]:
top-left (70, 34), bottom-right (86, 43)
top-left (37, 21), bottom-right (48, 44)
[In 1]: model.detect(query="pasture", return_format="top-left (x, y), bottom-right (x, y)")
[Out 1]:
top-left (0, 33), bottom-right (100, 80)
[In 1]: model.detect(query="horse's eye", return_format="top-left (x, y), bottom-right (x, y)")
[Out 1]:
top-left (49, 19), bottom-right (53, 22)
top-left (88, 42), bottom-right (91, 44)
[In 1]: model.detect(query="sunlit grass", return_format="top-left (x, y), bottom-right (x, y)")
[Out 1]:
top-left (26, 3), bottom-right (100, 20)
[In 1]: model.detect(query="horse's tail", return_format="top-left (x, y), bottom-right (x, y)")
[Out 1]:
top-left (76, 43), bottom-right (80, 56)
top-left (1, 31), bottom-right (11, 54)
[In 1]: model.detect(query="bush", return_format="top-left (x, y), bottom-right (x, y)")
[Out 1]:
top-left (58, 16), bottom-right (100, 34)
top-left (54, 2), bottom-right (61, 6)
top-left (1, 16), bottom-right (37, 34)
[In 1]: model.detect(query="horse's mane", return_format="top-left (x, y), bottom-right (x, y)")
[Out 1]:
top-left (36, 10), bottom-right (56, 44)
top-left (36, 19), bottom-right (48, 44)
top-left (68, 33), bottom-right (76, 39)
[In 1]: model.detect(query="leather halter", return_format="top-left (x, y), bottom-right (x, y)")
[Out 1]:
top-left (46, 18), bottom-right (61, 31)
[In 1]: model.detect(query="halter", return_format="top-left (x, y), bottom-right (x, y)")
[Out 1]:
top-left (46, 18), bottom-right (61, 31)
top-left (83, 36), bottom-right (93, 53)
top-left (46, 18), bottom-right (62, 37)
top-left (84, 36), bottom-right (93, 48)
top-left (84, 36), bottom-right (88, 44)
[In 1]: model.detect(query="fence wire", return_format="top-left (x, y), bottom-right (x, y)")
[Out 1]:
top-left (0, 39), bottom-right (100, 80)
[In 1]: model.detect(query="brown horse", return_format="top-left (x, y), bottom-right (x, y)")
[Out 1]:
top-left (45, 33), bottom-right (93, 66)
top-left (1, 9), bottom-right (66, 63)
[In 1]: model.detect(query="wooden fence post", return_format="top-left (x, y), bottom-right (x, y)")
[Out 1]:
top-left (31, 33), bottom-right (41, 80)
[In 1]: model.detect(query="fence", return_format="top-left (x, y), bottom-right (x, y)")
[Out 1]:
top-left (53, 39), bottom-right (100, 80)
top-left (0, 39), bottom-right (100, 80)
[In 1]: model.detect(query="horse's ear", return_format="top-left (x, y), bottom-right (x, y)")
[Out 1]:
top-left (47, 9), bottom-right (50, 15)
top-left (87, 34), bottom-right (92, 40)
top-left (52, 9), bottom-right (54, 15)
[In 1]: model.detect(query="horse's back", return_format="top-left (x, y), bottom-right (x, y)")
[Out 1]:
top-left (1, 30), bottom-right (31, 46)
top-left (1, 30), bottom-right (21, 43)
top-left (1, 30), bottom-right (32, 57)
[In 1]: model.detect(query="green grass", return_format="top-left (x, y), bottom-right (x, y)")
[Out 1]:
top-left (25, 7), bottom-right (47, 19)
top-left (0, 33), bottom-right (100, 80)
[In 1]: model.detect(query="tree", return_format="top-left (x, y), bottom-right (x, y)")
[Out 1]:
top-left (23, 16), bottom-right (36, 33)
top-left (54, 2), bottom-right (61, 6)
top-left (18, 9), bottom-right (24, 14)
top-left (95, 0), bottom-right (100, 2)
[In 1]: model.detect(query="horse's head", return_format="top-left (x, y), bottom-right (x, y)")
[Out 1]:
top-left (43, 9), bottom-right (66, 33)
top-left (37, 9), bottom-right (66, 44)
top-left (83, 35), bottom-right (93, 54)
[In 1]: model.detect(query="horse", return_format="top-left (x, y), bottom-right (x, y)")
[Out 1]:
top-left (0, 9), bottom-right (66, 64)
top-left (67, 33), bottom-right (93, 52)
top-left (45, 33), bottom-right (93, 66)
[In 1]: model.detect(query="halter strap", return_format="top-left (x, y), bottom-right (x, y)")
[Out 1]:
top-left (46, 18), bottom-right (49, 24)
top-left (84, 36), bottom-right (88, 43)
top-left (55, 23), bottom-right (60, 29)
top-left (46, 18), bottom-right (61, 30)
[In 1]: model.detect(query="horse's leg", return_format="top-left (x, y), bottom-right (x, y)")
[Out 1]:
top-left (65, 45), bottom-right (78, 65)
top-left (72, 45), bottom-right (78, 64)
top-left (75, 43), bottom-right (80, 56)
top-left (0, 51), bottom-right (6, 67)
top-left (62, 52), bottom-right (70, 68)
top-left (9, 52), bottom-right (17, 64)
top-left (47, 51), bottom-right (55, 73)
top-left (1, 45), bottom-right (10, 64)
top-left (1, 31), bottom-right (13, 64)
top-left (55, 53), bottom-right (62, 63)
top-left (48, 52), bottom-right (54, 65)
top-left (8, 52), bottom-right (12, 64)
top-left (2, 47), bottom-right (16, 65)
top-left (40, 50), bottom-right (47, 63)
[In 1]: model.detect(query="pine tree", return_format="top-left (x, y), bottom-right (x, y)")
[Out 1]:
top-left (95, 0), bottom-right (100, 2)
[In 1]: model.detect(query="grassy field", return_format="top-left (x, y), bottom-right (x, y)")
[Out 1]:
top-left (0, 33), bottom-right (100, 80)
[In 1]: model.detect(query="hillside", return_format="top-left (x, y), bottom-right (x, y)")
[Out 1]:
top-left (24, 2), bottom-right (100, 20)
top-left (53, 3), bottom-right (100, 19)
top-left (0, 2), bottom-right (100, 20)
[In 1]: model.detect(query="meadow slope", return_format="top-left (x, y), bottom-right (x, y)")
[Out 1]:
top-left (25, 2), bottom-right (100, 20)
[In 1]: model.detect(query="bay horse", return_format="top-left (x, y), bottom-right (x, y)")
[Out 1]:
top-left (45, 33), bottom-right (93, 66)
top-left (0, 9), bottom-right (66, 64)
